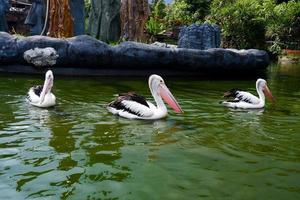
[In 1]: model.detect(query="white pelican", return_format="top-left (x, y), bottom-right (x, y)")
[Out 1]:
top-left (27, 70), bottom-right (56, 108)
top-left (222, 78), bottom-right (275, 109)
top-left (107, 74), bottom-right (183, 119)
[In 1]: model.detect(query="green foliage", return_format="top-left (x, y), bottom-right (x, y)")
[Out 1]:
top-left (268, 36), bottom-right (283, 55)
top-left (84, 0), bottom-right (91, 13)
top-left (183, 0), bottom-right (212, 20)
top-left (153, 0), bottom-right (167, 19)
top-left (165, 0), bottom-right (194, 26)
top-left (207, 0), bottom-right (266, 49)
top-left (264, 0), bottom-right (300, 50)
top-left (146, 17), bottom-right (166, 36)
top-left (146, 0), bottom-right (299, 52)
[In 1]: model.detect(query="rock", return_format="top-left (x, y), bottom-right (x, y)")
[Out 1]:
top-left (88, 0), bottom-right (120, 42)
top-left (0, 0), bottom-right (10, 32)
top-left (112, 42), bottom-right (269, 71)
top-left (23, 47), bottom-right (59, 67)
top-left (24, 0), bottom-right (46, 35)
top-left (66, 35), bottom-right (112, 67)
top-left (151, 42), bottom-right (177, 49)
top-left (0, 32), bottom-right (18, 63)
top-left (111, 41), bottom-right (178, 68)
top-left (70, 0), bottom-right (85, 35)
top-left (0, 33), bottom-right (270, 75)
top-left (178, 23), bottom-right (221, 50)
top-left (17, 35), bottom-right (68, 65)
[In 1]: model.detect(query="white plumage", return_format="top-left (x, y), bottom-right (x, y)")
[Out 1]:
top-left (222, 79), bottom-right (275, 109)
top-left (27, 70), bottom-right (56, 108)
top-left (106, 75), bottom-right (183, 120)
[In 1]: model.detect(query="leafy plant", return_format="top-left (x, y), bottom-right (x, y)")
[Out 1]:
top-left (264, 0), bottom-right (300, 51)
top-left (153, 0), bottom-right (167, 19)
top-left (146, 17), bottom-right (166, 37)
top-left (207, 0), bottom-right (266, 49)
top-left (165, 0), bottom-right (194, 27)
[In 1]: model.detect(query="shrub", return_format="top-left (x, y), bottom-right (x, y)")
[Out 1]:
top-left (264, 0), bottom-right (300, 51)
top-left (146, 17), bottom-right (166, 37)
top-left (207, 0), bottom-right (265, 49)
top-left (165, 0), bottom-right (194, 27)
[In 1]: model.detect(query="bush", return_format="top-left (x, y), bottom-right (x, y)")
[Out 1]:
top-left (264, 0), bottom-right (300, 51)
top-left (165, 0), bottom-right (195, 27)
top-left (146, 17), bottom-right (166, 37)
top-left (153, 0), bottom-right (167, 19)
top-left (207, 0), bottom-right (265, 49)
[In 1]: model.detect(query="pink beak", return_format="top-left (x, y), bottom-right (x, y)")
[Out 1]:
top-left (159, 84), bottom-right (183, 113)
top-left (263, 85), bottom-right (275, 103)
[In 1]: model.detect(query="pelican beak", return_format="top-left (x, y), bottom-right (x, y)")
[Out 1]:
top-left (159, 84), bottom-right (183, 113)
top-left (263, 85), bottom-right (275, 103)
top-left (40, 76), bottom-right (53, 104)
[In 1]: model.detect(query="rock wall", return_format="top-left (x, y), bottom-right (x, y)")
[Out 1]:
top-left (0, 32), bottom-right (270, 75)
top-left (88, 0), bottom-right (120, 42)
top-left (70, 0), bottom-right (85, 35)
top-left (178, 23), bottom-right (221, 50)
top-left (0, 0), bottom-right (10, 32)
top-left (24, 0), bottom-right (46, 35)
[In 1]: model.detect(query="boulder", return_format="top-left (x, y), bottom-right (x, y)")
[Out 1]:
top-left (178, 23), bottom-right (221, 50)
top-left (111, 41), bottom-right (178, 69)
top-left (24, 0), bottom-right (46, 35)
top-left (17, 35), bottom-right (68, 65)
top-left (0, 33), bottom-right (270, 75)
top-left (151, 42), bottom-right (177, 49)
top-left (66, 35), bottom-right (112, 67)
top-left (70, 0), bottom-right (85, 35)
top-left (23, 47), bottom-right (59, 67)
top-left (0, 0), bottom-right (10, 32)
top-left (0, 32), bottom-right (18, 63)
top-left (88, 0), bottom-right (120, 42)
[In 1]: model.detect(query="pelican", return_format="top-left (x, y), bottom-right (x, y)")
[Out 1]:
top-left (27, 70), bottom-right (56, 108)
top-left (222, 78), bottom-right (275, 109)
top-left (107, 74), bottom-right (183, 119)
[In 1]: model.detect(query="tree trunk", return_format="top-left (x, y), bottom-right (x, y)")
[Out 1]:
top-left (48, 0), bottom-right (74, 38)
top-left (120, 0), bottom-right (149, 42)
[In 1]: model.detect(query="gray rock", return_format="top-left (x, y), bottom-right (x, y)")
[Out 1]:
top-left (0, 33), bottom-right (269, 75)
top-left (17, 35), bottom-right (68, 65)
top-left (151, 42), bottom-right (177, 49)
top-left (23, 47), bottom-right (58, 67)
top-left (24, 0), bottom-right (46, 35)
top-left (0, 0), bottom-right (10, 32)
top-left (111, 41), bottom-right (178, 69)
top-left (87, 0), bottom-right (120, 42)
top-left (0, 32), bottom-right (18, 63)
top-left (66, 35), bottom-right (112, 67)
top-left (70, 0), bottom-right (85, 35)
top-left (178, 23), bottom-right (221, 50)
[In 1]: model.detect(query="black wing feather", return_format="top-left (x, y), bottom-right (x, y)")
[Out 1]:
top-left (108, 92), bottom-right (149, 116)
top-left (33, 85), bottom-right (43, 97)
top-left (223, 88), bottom-right (253, 103)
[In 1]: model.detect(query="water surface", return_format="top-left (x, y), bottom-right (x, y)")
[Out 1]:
top-left (0, 63), bottom-right (300, 199)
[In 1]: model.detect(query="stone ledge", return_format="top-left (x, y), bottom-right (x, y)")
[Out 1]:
top-left (0, 32), bottom-right (270, 76)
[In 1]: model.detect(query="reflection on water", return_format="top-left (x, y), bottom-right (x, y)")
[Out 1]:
top-left (0, 63), bottom-right (300, 199)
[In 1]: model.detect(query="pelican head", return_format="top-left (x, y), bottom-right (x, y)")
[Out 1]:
top-left (148, 74), bottom-right (183, 113)
top-left (40, 70), bottom-right (54, 104)
top-left (256, 78), bottom-right (275, 102)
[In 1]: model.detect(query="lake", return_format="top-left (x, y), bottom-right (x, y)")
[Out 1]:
top-left (0, 63), bottom-right (299, 199)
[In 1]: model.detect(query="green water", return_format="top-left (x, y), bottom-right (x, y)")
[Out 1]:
top-left (0, 63), bottom-right (300, 200)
